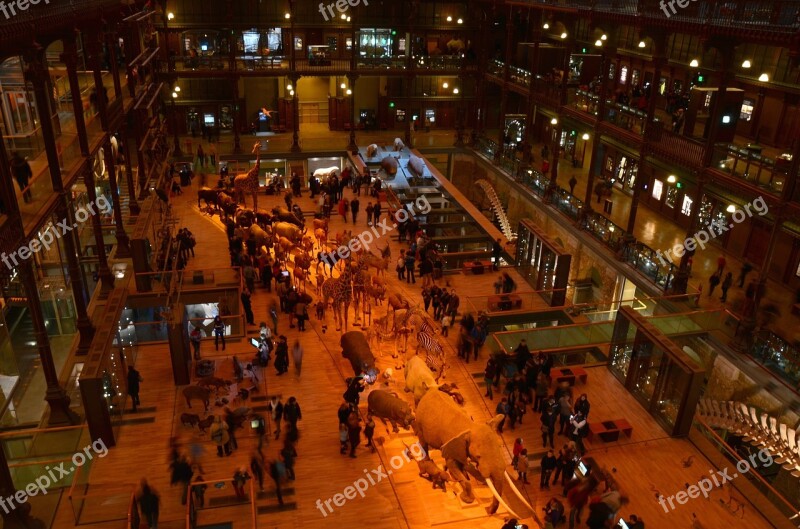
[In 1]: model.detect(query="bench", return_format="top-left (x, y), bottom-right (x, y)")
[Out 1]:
top-left (488, 294), bottom-right (522, 311)
top-left (462, 260), bottom-right (493, 275)
top-left (588, 419), bottom-right (633, 443)
top-left (553, 366), bottom-right (588, 386)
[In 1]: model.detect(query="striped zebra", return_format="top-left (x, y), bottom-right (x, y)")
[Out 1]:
top-left (407, 311), bottom-right (437, 335)
top-left (416, 330), bottom-right (445, 375)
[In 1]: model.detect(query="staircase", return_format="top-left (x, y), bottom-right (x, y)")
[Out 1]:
top-left (475, 179), bottom-right (514, 240)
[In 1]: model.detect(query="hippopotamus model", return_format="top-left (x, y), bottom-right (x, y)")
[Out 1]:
top-left (381, 155), bottom-right (398, 175)
top-left (408, 154), bottom-right (425, 176)
top-left (367, 389), bottom-right (414, 432)
top-left (341, 331), bottom-right (378, 382)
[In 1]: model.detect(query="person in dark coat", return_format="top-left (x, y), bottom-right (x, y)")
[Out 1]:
top-left (540, 450), bottom-right (557, 489)
top-left (241, 288), bottom-right (255, 326)
top-left (169, 455), bottom-right (194, 504)
top-left (514, 339), bottom-right (532, 373)
top-left (574, 394), bottom-right (591, 418)
top-left (250, 453), bottom-right (265, 491)
top-left (347, 411), bottom-right (362, 458)
top-left (9, 152), bottom-right (33, 203)
top-left (350, 197), bottom-right (360, 224)
top-left (283, 396), bottom-right (302, 429)
top-left (137, 479), bottom-right (160, 529)
top-left (274, 336), bottom-right (289, 375)
top-left (127, 366), bottom-right (142, 412)
top-left (268, 458), bottom-right (285, 505)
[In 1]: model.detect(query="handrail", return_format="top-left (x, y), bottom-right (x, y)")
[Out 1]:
top-left (250, 477), bottom-right (257, 529)
top-left (128, 492), bottom-right (138, 529)
top-left (0, 424), bottom-right (84, 439)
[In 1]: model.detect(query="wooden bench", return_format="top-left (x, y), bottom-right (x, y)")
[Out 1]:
top-left (462, 260), bottom-right (493, 275)
top-left (588, 419), bottom-right (633, 443)
top-left (553, 366), bottom-right (588, 386)
top-left (488, 294), bottom-right (522, 311)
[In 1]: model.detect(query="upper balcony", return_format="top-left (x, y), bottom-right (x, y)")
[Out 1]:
top-left (510, 0), bottom-right (800, 37)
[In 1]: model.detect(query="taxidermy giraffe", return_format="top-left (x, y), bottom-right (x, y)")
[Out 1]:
top-left (234, 142), bottom-right (262, 209)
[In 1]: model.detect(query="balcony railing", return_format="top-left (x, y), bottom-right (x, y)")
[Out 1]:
top-left (644, 124), bottom-right (707, 170)
top-left (711, 144), bottom-right (787, 196)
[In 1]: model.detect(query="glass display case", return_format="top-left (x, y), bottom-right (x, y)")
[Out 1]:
top-left (516, 220), bottom-right (571, 306)
top-left (308, 45), bottom-right (331, 66)
top-left (358, 29), bottom-right (393, 58)
top-left (609, 306), bottom-right (705, 436)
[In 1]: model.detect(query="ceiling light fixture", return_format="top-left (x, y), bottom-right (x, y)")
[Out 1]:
top-left (346, 89), bottom-right (352, 95)
top-left (284, 12), bottom-right (290, 19)
top-left (601, 34), bottom-right (607, 40)
top-left (759, 73), bottom-right (769, 82)
top-left (550, 117), bottom-right (558, 125)
top-left (287, 84), bottom-right (293, 91)
top-left (340, 83), bottom-right (346, 89)
top-left (174, 86), bottom-right (180, 92)
top-left (638, 40), bottom-right (646, 48)
top-left (560, 32), bottom-right (567, 39)
top-left (742, 60), bottom-right (751, 68)
top-left (582, 133), bottom-right (590, 140)
top-left (595, 40), bottom-right (603, 47)
top-left (457, 18), bottom-right (463, 24)
top-left (543, 23), bottom-right (549, 29)
top-left (667, 175), bottom-right (677, 183)
top-left (453, 88), bottom-right (459, 94)
top-left (167, 12), bottom-right (174, 20)
top-left (447, 16), bottom-right (452, 22)
top-left (726, 205), bottom-right (736, 213)
top-left (690, 59), bottom-right (699, 67)
top-left (443, 82), bottom-right (449, 88)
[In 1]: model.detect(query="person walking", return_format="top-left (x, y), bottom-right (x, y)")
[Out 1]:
top-left (213, 315), bottom-right (226, 350)
top-left (396, 250), bottom-right (406, 280)
top-left (127, 366), bottom-right (142, 412)
top-left (373, 201), bottom-right (382, 224)
top-left (268, 458), bottom-right (286, 506)
top-left (281, 440), bottom-right (296, 480)
top-left (269, 396), bottom-right (284, 440)
top-left (275, 336), bottom-right (289, 375)
top-left (350, 197), bottom-right (360, 224)
top-left (715, 255), bottom-right (727, 276)
top-left (250, 453), bottom-right (265, 491)
top-left (292, 340), bottom-right (304, 375)
top-left (339, 422), bottom-right (349, 454)
top-left (283, 396), bottom-right (302, 430)
top-left (210, 415), bottom-right (231, 457)
top-left (496, 398), bottom-right (510, 432)
top-left (708, 273), bottom-right (721, 297)
top-left (492, 238), bottom-right (502, 270)
top-left (338, 197), bottom-right (349, 223)
top-left (169, 455), bottom-right (193, 505)
top-left (9, 152), bottom-right (33, 203)
top-left (137, 479), bottom-right (160, 529)
top-left (557, 394), bottom-right (573, 435)
top-left (192, 476), bottom-right (207, 508)
top-left (720, 272), bottom-right (733, 302)
top-left (241, 288), bottom-right (255, 326)
top-left (540, 450), bottom-right (557, 489)
top-left (568, 176), bottom-right (578, 195)
top-left (269, 301), bottom-right (279, 334)
top-left (232, 467), bottom-right (251, 500)
top-left (737, 262), bottom-right (753, 288)
top-left (366, 202), bottom-right (374, 226)
top-left (534, 372), bottom-right (550, 412)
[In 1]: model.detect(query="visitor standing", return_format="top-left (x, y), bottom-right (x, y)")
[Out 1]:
top-left (127, 366), bottom-right (142, 412)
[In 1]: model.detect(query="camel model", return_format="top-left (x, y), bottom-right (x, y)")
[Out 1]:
top-left (234, 142), bottom-right (262, 210)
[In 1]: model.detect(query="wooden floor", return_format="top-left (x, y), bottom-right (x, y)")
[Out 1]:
top-left (47, 172), bottom-right (780, 529)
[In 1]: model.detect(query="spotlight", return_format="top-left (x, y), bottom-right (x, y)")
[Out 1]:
top-left (447, 15), bottom-right (452, 22)
top-left (638, 40), bottom-right (646, 48)
top-left (742, 60), bottom-right (751, 69)
top-left (284, 12), bottom-right (290, 19)
top-left (726, 205), bottom-right (736, 213)
top-left (550, 117), bottom-right (558, 125)
top-left (601, 34), bottom-right (607, 40)
top-left (582, 133), bottom-right (590, 140)
top-left (457, 18), bottom-right (463, 24)
top-left (167, 12), bottom-right (174, 20)
top-left (667, 175), bottom-right (676, 183)
top-left (443, 82), bottom-right (449, 89)
top-left (172, 92), bottom-right (178, 98)
top-left (560, 32), bottom-right (567, 39)
top-left (287, 84), bottom-right (293, 91)
top-left (289, 90), bottom-right (295, 96)
top-left (543, 23), bottom-right (549, 29)
top-left (346, 89), bottom-right (352, 95)
top-left (758, 73), bottom-right (769, 82)
top-left (595, 40), bottom-right (603, 47)
top-left (174, 86), bottom-right (180, 92)
top-left (690, 59), bottom-right (699, 67)
top-left (341, 13), bottom-right (346, 19)
top-left (453, 88), bottom-right (459, 94)
top-left (340, 83), bottom-right (346, 89)
top-left (347, 16), bottom-right (350, 21)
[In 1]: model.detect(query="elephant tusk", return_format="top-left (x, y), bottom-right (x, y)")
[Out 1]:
top-left (504, 470), bottom-right (534, 512)
top-left (485, 477), bottom-right (522, 520)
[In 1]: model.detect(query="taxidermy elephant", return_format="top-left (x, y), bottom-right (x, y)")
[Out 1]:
top-left (404, 357), bottom-right (464, 405)
top-left (381, 155), bottom-right (399, 175)
top-left (367, 389), bottom-right (414, 432)
top-left (413, 390), bottom-right (532, 518)
top-left (341, 331), bottom-right (378, 382)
